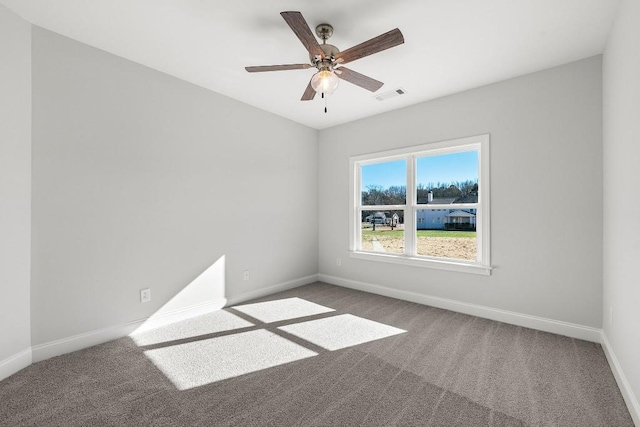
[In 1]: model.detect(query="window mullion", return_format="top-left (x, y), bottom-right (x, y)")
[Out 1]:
top-left (475, 203), bottom-right (482, 262)
top-left (358, 204), bottom-right (406, 211)
top-left (351, 160), bottom-right (361, 251)
top-left (405, 155), bottom-right (416, 256)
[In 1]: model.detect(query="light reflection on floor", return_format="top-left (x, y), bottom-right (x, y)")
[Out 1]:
top-left (139, 297), bottom-right (406, 390)
top-left (131, 310), bottom-right (253, 346)
top-left (232, 297), bottom-right (335, 323)
top-left (278, 313), bottom-right (406, 351)
top-left (144, 329), bottom-right (317, 390)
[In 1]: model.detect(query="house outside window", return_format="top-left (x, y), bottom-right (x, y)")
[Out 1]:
top-left (349, 134), bottom-right (491, 275)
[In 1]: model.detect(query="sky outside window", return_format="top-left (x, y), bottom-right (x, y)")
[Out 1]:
top-left (360, 152), bottom-right (478, 190)
top-left (416, 151), bottom-right (478, 186)
top-left (361, 160), bottom-right (406, 190)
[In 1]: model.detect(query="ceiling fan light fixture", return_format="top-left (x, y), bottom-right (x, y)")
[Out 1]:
top-left (311, 70), bottom-right (339, 95)
top-left (246, 12), bottom-right (405, 105)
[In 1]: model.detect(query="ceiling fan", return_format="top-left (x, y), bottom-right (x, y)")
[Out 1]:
top-left (245, 11), bottom-right (404, 107)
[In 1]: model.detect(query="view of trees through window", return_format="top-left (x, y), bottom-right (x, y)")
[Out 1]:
top-left (361, 179), bottom-right (478, 208)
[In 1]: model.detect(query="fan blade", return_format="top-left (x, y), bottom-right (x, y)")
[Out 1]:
top-left (334, 28), bottom-right (404, 65)
top-left (335, 67), bottom-right (384, 92)
top-left (245, 64), bottom-right (311, 72)
top-left (301, 78), bottom-right (316, 101)
top-left (281, 11), bottom-right (325, 58)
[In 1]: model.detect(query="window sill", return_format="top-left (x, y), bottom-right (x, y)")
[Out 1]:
top-left (349, 251), bottom-right (492, 276)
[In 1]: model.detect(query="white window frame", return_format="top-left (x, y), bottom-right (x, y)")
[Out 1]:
top-left (349, 134), bottom-right (491, 275)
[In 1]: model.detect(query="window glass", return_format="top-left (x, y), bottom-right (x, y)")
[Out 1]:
top-left (360, 210), bottom-right (404, 254)
top-left (361, 160), bottom-right (406, 205)
top-left (416, 151), bottom-right (478, 205)
top-left (415, 209), bottom-right (477, 261)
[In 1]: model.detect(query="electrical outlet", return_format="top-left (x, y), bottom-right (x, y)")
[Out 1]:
top-left (336, 258), bottom-right (342, 267)
top-left (140, 288), bottom-right (151, 303)
top-left (243, 270), bottom-right (250, 281)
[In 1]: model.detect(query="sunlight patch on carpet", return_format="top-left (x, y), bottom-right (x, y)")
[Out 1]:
top-left (131, 310), bottom-right (253, 346)
top-left (233, 297), bottom-right (334, 323)
top-left (144, 329), bottom-right (317, 390)
top-left (278, 314), bottom-right (406, 351)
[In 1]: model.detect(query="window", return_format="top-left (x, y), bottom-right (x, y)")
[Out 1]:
top-left (349, 134), bottom-right (491, 275)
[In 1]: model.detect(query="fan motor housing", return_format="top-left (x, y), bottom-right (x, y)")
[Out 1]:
top-left (310, 44), bottom-right (340, 65)
top-left (322, 43), bottom-right (340, 57)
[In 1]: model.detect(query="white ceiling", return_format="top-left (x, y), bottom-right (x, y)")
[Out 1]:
top-left (1, 0), bottom-right (620, 130)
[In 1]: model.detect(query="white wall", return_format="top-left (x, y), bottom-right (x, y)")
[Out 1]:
top-left (31, 28), bottom-right (318, 349)
top-left (603, 0), bottom-right (640, 422)
top-left (319, 57), bottom-right (603, 329)
top-left (0, 5), bottom-right (32, 379)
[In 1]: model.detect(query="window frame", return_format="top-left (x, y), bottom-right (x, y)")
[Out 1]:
top-left (349, 134), bottom-right (491, 275)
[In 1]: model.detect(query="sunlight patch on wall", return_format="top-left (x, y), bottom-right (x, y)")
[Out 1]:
top-left (144, 329), bottom-right (317, 390)
top-left (233, 297), bottom-right (334, 323)
top-left (131, 255), bottom-right (227, 335)
top-left (278, 314), bottom-right (406, 351)
top-left (131, 310), bottom-right (253, 346)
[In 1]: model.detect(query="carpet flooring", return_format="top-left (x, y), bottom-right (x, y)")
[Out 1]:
top-left (0, 282), bottom-right (634, 426)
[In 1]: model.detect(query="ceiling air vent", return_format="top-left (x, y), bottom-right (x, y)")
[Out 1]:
top-left (375, 88), bottom-right (406, 101)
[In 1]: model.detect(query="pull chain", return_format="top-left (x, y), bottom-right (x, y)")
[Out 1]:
top-left (322, 92), bottom-right (328, 113)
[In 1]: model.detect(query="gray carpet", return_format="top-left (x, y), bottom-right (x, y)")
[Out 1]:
top-left (0, 282), bottom-right (633, 426)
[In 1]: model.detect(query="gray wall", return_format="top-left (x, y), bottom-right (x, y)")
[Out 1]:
top-left (603, 0), bottom-right (640, 415)
top-left (0, 5), bottom-right (31, 366)
top-left (319, 56), bottom-right (603, 328)
top-left (31, 28), bottom-right (318, 346)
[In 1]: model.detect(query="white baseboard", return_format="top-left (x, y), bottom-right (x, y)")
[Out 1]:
top-left (133, 298), bottom-right (227, 334)
top-left (0, 348), bottom-right (32, 382)
top-left (31, 297), bottom-right (227, 362)
top-left (318, 274), bottom-right (602, 343)
top-left (226, 274), bottom-right (318, 307)
top-left (601, 332), bottom-right (640, 426)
